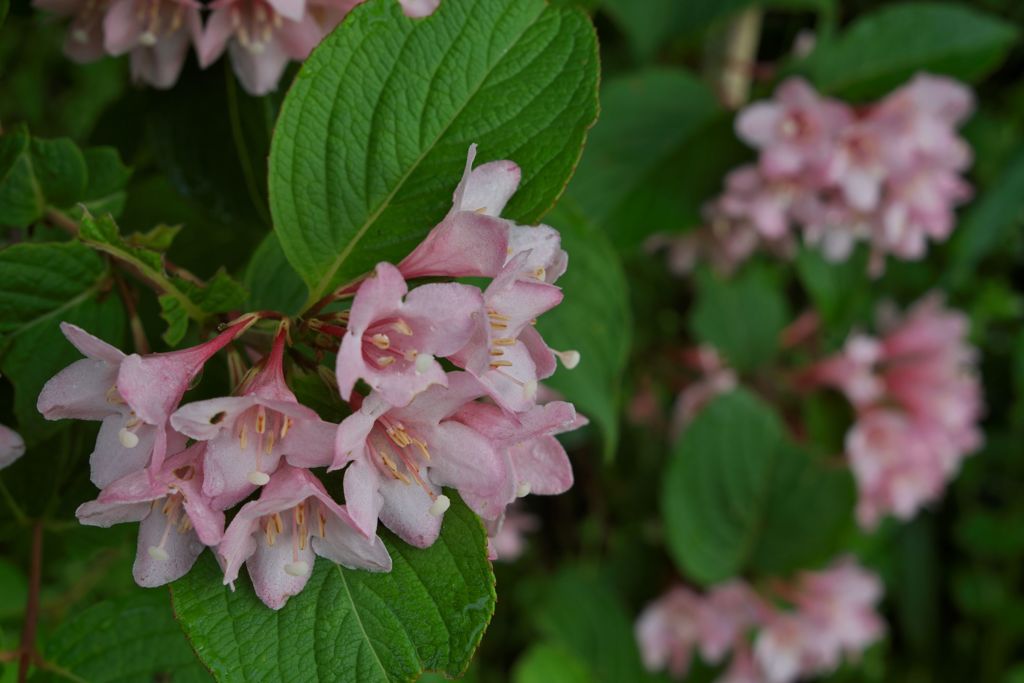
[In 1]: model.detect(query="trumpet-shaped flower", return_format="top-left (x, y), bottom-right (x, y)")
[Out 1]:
top-left (103, 0), bottom-right (202, 88)
top-left (333, 372), bottom-right (505, 547)
top-left (76, 444), bottom-right (223, 587)
top-left (32, 0), bottom-right (109, 62)
top-left (336, 262), bottom-right (482, 407)
top-left (171, 327), bottom-right (336, 508)
top-left (218, 465), bottom-right (391, 610)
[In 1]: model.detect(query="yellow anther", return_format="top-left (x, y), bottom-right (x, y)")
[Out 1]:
top-left (490, 360), bottom-right (513, 368)
top-left (239, 423), bottom-right (249, 450)
top-left (392, 319), bottom-right (413, 336)
top-left (493, 337), bottom-right (516, 346)
top-left (280, 417), bottom-right (293, 439)
top-left (255, 406), bottom-right (266, 434)
top-left (487, 311), bottom-right (511, 321)
top-left (376, 356), bottom-right (396, 367)
top-left (371, 333), bottom-right (390, 349)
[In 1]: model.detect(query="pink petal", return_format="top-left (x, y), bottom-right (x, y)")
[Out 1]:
top-left (276, 13), bottom-right (322, 60)
top-left (60, 323), bottom-right (125, 364)
top-left (247, 523), bottom-right (316, 609)
top-left (506, 225), bottom-right (567, 283)
top-left (37, 358), bottom-right (119, 421)
top-left (197, 6), bottom-right (233, 67)
top-left (170, 395), bottom-right (258, 442)
top-left (103, 0), bottom-right (141, 55)
top-left (314, 517), bottom-right (391, 571)
top-left (735, 103), bottom-right (782, 147)
top-left (377, 477), bottom-right (442, 548)
top-left (342, 458), bottom-right (384, 537)
top-left (403, 282), bottom-right (484, 356)
top-left (202, 433), bottom-right (281, 502)
top-left (227, 39), bottom-right (290, 96)
top-left (390, 371), bottom-right (485, 426)
top-left (332, 404), bottom-right (380, 470)
top-left (520, 325), bottom-right (557, 380)
top-left (335, 329), bottom-right (370, 402)
top-left (130, 25), bottom-right (191, 89)
top-left (281, 418), bottom-right (336, 469)
top-left (0, 424), bottom-right (25, 470)
top-left (459, 160), bottom-right (521, 216)
top-left (422, 421), bottom-right (505, 497)
top-left (267, 0), bottom-right (305, 22)
top-left (397, 211), bottom-right (510, 280)
top-left (398, 0), bottom-right (439, 18)
top-left (510, 434), bottom-right (572, 495)
top-left (347, 262), bottom-right (408, 335)
top-left (132, 508), bottom-right (205, 587)
top-left (90, 416), bottom-right (157, 487)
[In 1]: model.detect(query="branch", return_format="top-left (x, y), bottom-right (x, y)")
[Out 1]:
top-left (17, 520), bottom-right (43, 683)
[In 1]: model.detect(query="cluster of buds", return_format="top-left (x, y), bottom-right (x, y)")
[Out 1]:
top-left (637, 557), bottom-right (885, 683)
top-left (655, 74), bottom-right (974, 276)
top-left (32, 0), bottom-right (438, 94)
top-left (804, 295), bottom-right (983, 528)
top-left (37, 144), bottom-right (583, 609)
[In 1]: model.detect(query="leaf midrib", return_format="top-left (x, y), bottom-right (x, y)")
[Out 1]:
top-left (336, 565), bottom-right (390, 682)
top-left (295, 1), bottom-right (550, 310)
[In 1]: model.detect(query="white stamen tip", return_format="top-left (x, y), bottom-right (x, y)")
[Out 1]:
top-left (284, 561), bottom-right (309, 577)
top-left (72, 28), bottom-right (90, 43)
top-left (118, 427), bottom-right (140, 448)
top-left (523, 380), bottom-right (538, 401)
top-left (428, 494), bottom-right (451, 517)
top-left (248, 470), bottom-right (270, 486)
top-left (556, 349), bottom-right (581, 370)
top-left (516, 481), bottom-right (532, 498)
top-left (147, 545), bottom-right (170, 561)
top-left (139, 31), bottom-right (158, 46)
top-left (414, 353), bottom-right (434, 374)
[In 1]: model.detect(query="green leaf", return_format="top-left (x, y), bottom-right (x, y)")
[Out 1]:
top-left (948, 144), bottom-right (1024, 292)
top-left (30, 135), bottom-right (88, 209)
top-left (0, 0), bottom-right (8, 28)
top-left (800, 3), bottom-right (1019, 99)
top-left (38, 589), bottom-right (210, 683)
top-left (537, 201), bottom-right (631, 460)
top-left (513, 643), bottom-right (593, 683)
top-left (795, 246), bottom-right (872, 342)
top-left (75, 146), bottom-right (133, 218)
top-left (244, 232), bottom-right (307, 316)
top-left (269, 0), bottom-right (599, 308)
top-left (662, 390), bottom-right (854, 584)
top-left (566, 68), bottom-right (722, 246)
top-left (690, 266), bottom-right (788, 372)
top-left (171, 497), bottom-right (495, 683)
top-left (601, 0), bottom-right (687, 62)
top-left (0, 241), bottom-right (108, 335)
top-left (534, 567), bottom-right (658, 683)
top-left (0, 126), bottom-right (45, 226)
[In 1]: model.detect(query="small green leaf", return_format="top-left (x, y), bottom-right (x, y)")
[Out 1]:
top-left (269, 0), bottom-right (599, 308)
top-left (662, 390), bottom-right (854, 584)
top-left (30, 135), bottom-right (89, 209)
top-left (158, 295), bottom-right (190, 346)
top-left (800, 3), bottom-right (1019, 99)
top-left (690, 266), bottom-right (788, 372)
top-left (0, 125), bottom-right (45, 226)
top-left (172, 496), bottom-right (495, 683)
top-left (537, 201), bottom-right (631, 460)
top-left (40, 589), bottom-right (210, 683)
top-left (75, 146), bottom-right (133, 218)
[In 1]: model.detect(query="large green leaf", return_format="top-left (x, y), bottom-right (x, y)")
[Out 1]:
top-left (36, 590), bottom-right (210, 683)
top-left (662, 390), bottom-right (854, 585)
top-left (269, 0), bottom-right (599, 308)
top-left (171, 497), bottom-right (495, 682)
top-left (689, 266), bottom-right (788, 373)
top-left (513, 643), bottom-right (593, 683)
top-left (537, 201), bottom-right (630, 460)
top-left (244, 232), bottom-right (307, 316)
top-left (566, 68), bottom-right (722, 246)
top-left (800, 3), bottom-right (1018, 99)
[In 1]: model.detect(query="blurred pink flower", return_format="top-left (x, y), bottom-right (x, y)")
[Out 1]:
top-left (33, 0), bottom-right (110, 62)
top-left (0, 424), bottom-right (25, 470)
top-left (103, 0), bottom-right (202, 88)
top-left (486, 506), bottom-right (539, 562)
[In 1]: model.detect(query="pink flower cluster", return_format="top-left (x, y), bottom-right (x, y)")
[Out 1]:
top-left (32, 0), bottom-right (438, 94)
top-left (807, 295), bottom-right (983, 528)
top-left (637, 557), bottom-right (885, 683)
top-left (657, 74), bottom-right (974, 276)
top-left (36, 144), bottom-right (582, 609)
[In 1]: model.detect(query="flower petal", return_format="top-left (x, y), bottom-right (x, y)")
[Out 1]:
top-left (132, 509), bottom-right (205, 587)
top-left (37, 358), bottom-right (119, 421)
top-left (90, 416), bottom-right (158, 487)
top-left (342, 458), bottom-right (384, 537)
top-left (459, 159), bottom-right (521, 216)
top-left (378, 477), bottom-right (442, 548)
top-left (398, 211), bottom-right (510, 280)
top-left (314, 517), bottom-right (392, 572)
top-left (247, 523), bottom-right (316, 609)
top-left (60, 323), bottom-right (125, 364)
top-left (0, 424), bottom-right (25, 470)
top-left (510, 434), bottom-right (572, 495)
top-left (423, 421), bottom-right (505, 497)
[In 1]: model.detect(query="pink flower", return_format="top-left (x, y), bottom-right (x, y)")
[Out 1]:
top-left (636, 586), bottom-right (704, 678)
top-left (332, 372), bottom-right (506, 547)
top-left (335, 262), bottom-right (483, 407)
top-left (171, 327), bottom-right (336, 507)
top-left (448, 256), bottom-right (563, 412)
top-left (33, 0), bottom-right (109, 62)
top-left (76, 444), bottom-right (223, 587)
top-left (809, 295), bottom-right (982, 527)
top-left (218, 465), bottom-right (391, 609)
top-left (671, 346), bottom-right (738, 434)
top-left (452, 399), bottom-right (579, 521)
top-left (397, 144), bottom-right (517, 281)
top-left (103, 0), bottom-right (202, 88)
top-left (735, 78), bottom-right (852, 180)
top-left (197, 0), bottom-right (332, 95)
top-left (753, 611), bottom-right (816, 683)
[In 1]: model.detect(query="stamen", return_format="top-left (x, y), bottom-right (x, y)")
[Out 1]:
top-left (489, 360), bottom-right (513, 369)
top-left (371, 333), bottom-right (390, 349)
top-left (148, 545), bottom-right (170, 561)
top-left (280, 417), bottom-right (293, 438)
top-left (487, 311), bottom-right (511, 321)
top-left (239, 422), bottom-right (249, 450)
top-left (118, 427), bottom-right (140, 448)
top-left (139, 30), bottom-right (157, 46)
top-left (376, 356), bottom-right (396, 367)
top-left (553, 349), bottom-right (581, 369)
top-left (248, 470), bottom-right (270, 486)
top-left (493, 337), bottom-right (516, 346)
top-left (284, 561), bottom-right (309, 576)
top-left (490, 349), bottom-right (504, 356)
top-left (392, 319), bottom-right (413, 336)
top-left (255, 406), bottom-right (266, 434)
top-left (428, 495), bottom-right (451, 517)
top-left (414, 353), bottom-right (434, 374)
top-left (533, 267), bottom-right (546, 281)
